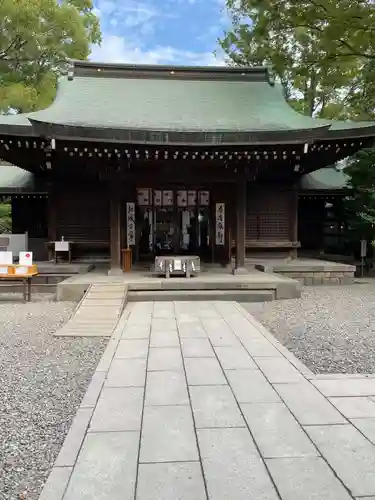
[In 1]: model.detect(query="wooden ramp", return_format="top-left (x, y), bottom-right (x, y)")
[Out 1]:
top-left (54, 283), bottom-right (128, 337)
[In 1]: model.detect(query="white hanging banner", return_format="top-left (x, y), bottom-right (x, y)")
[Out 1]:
top-left (126, 202), bottom-right (136, 246)
top-left (215, 203), bottom-right (225, 246)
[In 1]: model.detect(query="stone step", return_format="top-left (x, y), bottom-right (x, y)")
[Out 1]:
top-left (127, 289), bottom-right (275, 302)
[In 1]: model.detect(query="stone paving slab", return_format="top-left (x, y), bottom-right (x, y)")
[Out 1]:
top-left (241, 402), bottom-right (318, 459)
top-left (136, 462), bottom-right (206, 500)
top-left (140, 405), bottom-right (199, 463)
top-left (89, 387), bottom-right (144, 432)
top-left (190, 385), bottom-right (246, 428)
top-left (198, 427), bottom-right (279, 500)
top-left (266, 456), bottom-right (353, 500)
top-left (312, 378), bottom-right (375, 397)
top-left (329, 396), bottom-right (375, 419)
top-left (274, 382), bottom-right (347, 425)
top-left (40, 300), bottom-right (375, 500)
top-left (144, 370), bottom-right (189, 406)
top-left (185, 357), bottom-right (227, 385)
top-left (350, 417), bottom-right (375, 444)
top-left (226, 369), bottom-right (281, 403)
top-left (63, 431), bottom-right (139, 500)
top-left (305, 424), bottom-right (375, 497)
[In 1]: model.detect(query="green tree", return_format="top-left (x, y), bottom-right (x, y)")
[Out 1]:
top-left (0, 0), bottom-right (101, 113)
top-left (219, 0), bottom-right (375, 118)
top-left (344, 149), bottom-right (375, 240)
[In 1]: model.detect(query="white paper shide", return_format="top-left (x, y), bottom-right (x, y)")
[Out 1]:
top-left (177, 190), bottom-right (187, 207)
top-left (137, 188), bottom-right (150, 206)
top-left (126, 202), bottom-right (136, 246)
top-left (215, 203), bottom-right (225, 245)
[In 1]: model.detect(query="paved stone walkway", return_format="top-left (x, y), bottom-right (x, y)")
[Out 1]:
top-left (40, 301), bottom-right (375, 500)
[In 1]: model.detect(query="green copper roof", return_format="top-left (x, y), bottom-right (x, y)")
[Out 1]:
top-left (0, 162), bottom-right (35, 192)
top-left (299, 168), bottom-right (348, 190)
top-left (28, 69), bottom-right (323, 133)
top-left (0, 61), bottom-right (375, 144)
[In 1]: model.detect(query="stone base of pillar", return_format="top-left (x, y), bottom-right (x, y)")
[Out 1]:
top-left (108, 267), bottom-right (123, 276)
top-left (232, 266), bottom-right (248, 275)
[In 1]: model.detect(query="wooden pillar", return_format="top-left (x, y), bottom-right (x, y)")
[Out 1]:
top-left (109, 184), bottom-right (122, 274)
top-left (289, 186), bottom-right (299, 259)
top-left (47, 183), bottom-right (57, 241)
top-left (234, 167), bottom-right (247, 273)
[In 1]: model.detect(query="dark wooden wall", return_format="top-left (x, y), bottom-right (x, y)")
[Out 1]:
top-left (53, 181), bottom-right (109, 242)
top-left (45, 177), bottom-right (298, 260)
top-left (12, 197), bottom-right (48, 237)
top-left (246, 186), bottom-right (291, 243)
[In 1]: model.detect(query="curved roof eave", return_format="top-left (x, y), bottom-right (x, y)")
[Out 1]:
top-left (0, 113), bottom-right (33, 136)
top-left (27, 119), bottom-right (333, 145)
top-left (299, 167), bottom-right (349, 190)
top-left (0, 60), bottom-right (375, 142)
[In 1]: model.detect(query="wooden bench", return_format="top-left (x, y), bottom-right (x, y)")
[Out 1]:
top-left (231, 240), bottom-right (301, 258)
top-left (46, 240), bottom-right (109, 261)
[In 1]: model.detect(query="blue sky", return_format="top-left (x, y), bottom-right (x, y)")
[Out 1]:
top-left (91, 0), bottom-right (229, 65)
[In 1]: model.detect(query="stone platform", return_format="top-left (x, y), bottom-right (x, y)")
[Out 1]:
top-left (56, 269), bottom-right (301, 303)
top-left (250, 258), bottom-right (355, 285)
top-left (39, 301), bottom-right (375, 500)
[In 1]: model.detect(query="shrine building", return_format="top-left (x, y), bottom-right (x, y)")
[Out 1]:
top-left (0, 60), bottom-right (374, 273)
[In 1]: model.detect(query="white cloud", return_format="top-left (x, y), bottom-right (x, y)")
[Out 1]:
top-left (91, 0), bottom-right (226, 66)
top-left (94, 0), bottom-right (175, 37)
top-left (90, 35), bottom-right (225, 66)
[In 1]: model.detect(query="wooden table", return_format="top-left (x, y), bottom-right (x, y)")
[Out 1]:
top-left (0, 275), bottom-right (35, 301)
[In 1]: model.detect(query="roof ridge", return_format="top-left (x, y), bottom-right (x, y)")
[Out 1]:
top-left (66, 59), bottom-right (273, 84)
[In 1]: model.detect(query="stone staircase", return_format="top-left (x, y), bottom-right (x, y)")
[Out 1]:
top-left (54, 283), bottom-right (128, 337)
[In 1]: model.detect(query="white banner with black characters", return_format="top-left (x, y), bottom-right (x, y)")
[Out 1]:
top-left (126, 202), bottom-right (136, 246)
top-left (215, 202), bottom-right (225, 245)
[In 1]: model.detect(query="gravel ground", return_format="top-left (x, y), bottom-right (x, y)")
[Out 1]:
top-left (0, 294), bottom-right (107, 500)
top-left (243, 283), bottom-right (375, 375)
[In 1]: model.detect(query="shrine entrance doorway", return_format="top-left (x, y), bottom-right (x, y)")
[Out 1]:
top-left (135, 188), bottom-right (212, 262)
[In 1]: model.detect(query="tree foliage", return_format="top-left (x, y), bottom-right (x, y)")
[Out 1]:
top-left (344, 149), bottom-right (375, 239)
top-left (219, 0), bottom-right (375, 118)
top-left (0, 0), bottom-right (101, 113)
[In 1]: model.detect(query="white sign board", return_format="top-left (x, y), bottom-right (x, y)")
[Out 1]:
top-left (360, 239), bottom-right (367, 258)
top-left (55, 241), bottom-right (70, 252)
top-left (19, 251), bottom-right (33, 266)
top-left (0, 266), bottom-right (8, 274)
top-left (215, 203), bottom-right (225, 246)
top-left (126, 202), bottom-right (136, 246)
top-left (0, 251), bottom-right (13, 265)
